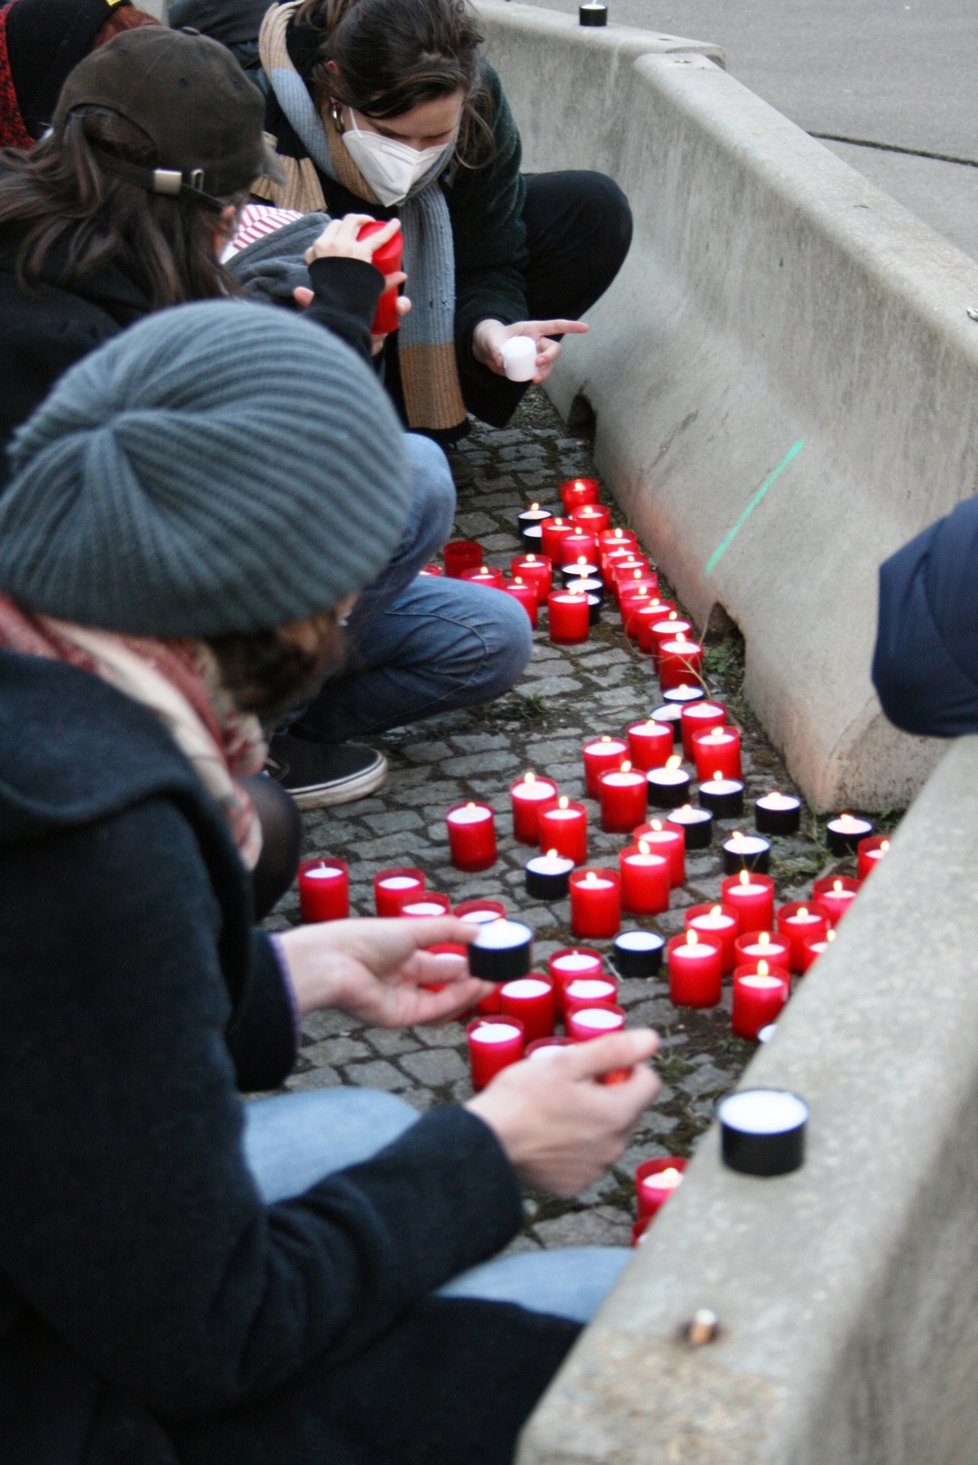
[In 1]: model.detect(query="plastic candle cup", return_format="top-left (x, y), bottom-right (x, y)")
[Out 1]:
top-left (298, 858), bottom-right (350, 922)
top-left (799, 926), bottom-right (836, 971)
top-left (517, 502), bottom-right (554, 548)
top-left (569, 868), bottom-right (622, 939)
top-left (547, 590), bottom-right (590, 644)
top-left (510, 770), bottom-right (560, 844)
top-left (692, 726), bottom-right (743, 782)
top-left (826, 812), bottom-right (875, 855)
top-left (633, 819), bottom-right (686, 887)
top-left (562, 974), bottom-right (620, 1015)
top-left (619, 841), bottom-right (671, 915)
top-left (559, 529), bottom-right (598, 565)
top-left (811, 875), bottom-right (861, 924)
top-left (566, 1003), bottom-right (626, 1042)
top-left (648, 614), bottom-right (692, 664)
top-left (649, 702), bottom-right (684, 743)
top-left (647, 755), bottom-right (691, 810)
top-left (400, 893), bottom-right (451, 918)
top-left (548, 948), bottom-right (604, 1004)
top-left (443, 539), bottom-right (483, 578)
top-left (717, 1088), bottom-right (809, 1176)
top-left (499, 975), bottom-right (556, 1042)
top-left (680, 699), bottom-right (726, 759)
top-left (579, 2), bottom-right (609, 27)
top-left (540, 516), bottom-right (576, 562)
top-left (466, 1017), bottom-right (525, 1091)
top-left (857, 833), bottom-right (891, 877)
top-left (356, 220), bottom-right (403, 333)
top-left (559, 476), bottom-right (601, 511)
top-left (525, 849), bottom-right (575, 900)
top-left (564, 581), bottom-right (603, 625)
top-left (665, 803), bottom-right (714, 851)
top-left (613, 929), bottom-right (666, 979)
top-left (733, 929), bottom-right (791, 974)
top-left (754, 790), bottom-right (802, 836)
top-left (663, 682), bottom-right (706, 708)
top-left (445, 801), bottom-right (497, 872)
top-left (420, 941), bottom-right (468, 992)
top-left (419, 562), bottom-right (443, 577)
top-left (373, 866), bottom-right (425, 916)
top-left (598, 526), bottom-right (638, 560)
top-left (626, 718), bottom-right (675, 771)
top-left (502, 576), bottom-right (539, 626)
top-left (500, 334), bottom-right (537, 381)
top-left (460, 564), bottom-right (505, 590)
top-left (538, 795), bottom-right (588, 865)
top-left (658, 632), bottom-right (704, 691)
top-left (582, 734), bottom-right (630, 797)
top-left (510, 552), bottom-right (552, 598)
top-left (685, 903), bottom-right (739, 972)
top-left (633, 599), bottom-right (678, 652)
top-left (453, 898), bottom-right (506, 924)
top-left (722, 830), bottom-right (771, 874)
top-left (635, 1157), bottom-right (688, 1219)
top-left (561, 555), bottom-right (601, 588)
top-left (731, 965), bottom-right (789, 1040)
top-left (468, 918), bottom-right (534, 983)
top-left (571, 503), bottom-right (611, 534)
top-left (698, 773), bottom-right (746, 820)
top-left (525, 1036), bottom-right (575, 1060)
top-left (599, 761), bottom-right (648, 832)
top-left (721, 870), bottom-right (776, 932)
top-left (777, 902), bottom-right (830, 971)
top-left (667, 929), bottom-right (723, 1007)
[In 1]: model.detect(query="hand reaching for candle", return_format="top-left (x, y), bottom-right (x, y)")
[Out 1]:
top-left (278, 916), bottom-right (491, 1027)
top-left (292, 214), bottom-right (411, 354)
top-left (471, 317), bottom-right (589, 386)
top-left (466, 1030), bottom-right (661, 1196)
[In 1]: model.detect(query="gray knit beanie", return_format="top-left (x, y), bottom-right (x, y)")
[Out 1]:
top-left (0, 300), bottom-right (412, 637)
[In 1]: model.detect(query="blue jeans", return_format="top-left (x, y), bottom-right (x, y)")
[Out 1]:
top-left (287, 433), bottom-right (532, 742)
top-left (242, 1089), bottom-right (631, 1324)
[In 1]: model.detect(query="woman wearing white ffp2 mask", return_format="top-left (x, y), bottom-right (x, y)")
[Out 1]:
top-left (340, 113), bottom-right (454, 207)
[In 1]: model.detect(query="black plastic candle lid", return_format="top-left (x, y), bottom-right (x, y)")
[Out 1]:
top-left (525, 854), bottom-right (574, 899)
top-left (579, 2), bottom-right (607, 23)
top-left (722, 834), bottom-right (771, 874)
top-left (718, 1088), bottom-right (808, 1176)
top-left (469, 918), bottom-right (534, 982)
top-left (754, 794), bottom-right (802, 836)
top-left (613, 930), bottom-right (665, 978)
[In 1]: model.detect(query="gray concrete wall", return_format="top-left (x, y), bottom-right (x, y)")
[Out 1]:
top-left (518, 735), bottom-right (978, 1465)
top-left (479, 1), bottom-right (978, 811)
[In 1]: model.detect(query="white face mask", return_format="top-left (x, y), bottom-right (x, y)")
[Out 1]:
top-left (341, 114), bottom-right (453, 206)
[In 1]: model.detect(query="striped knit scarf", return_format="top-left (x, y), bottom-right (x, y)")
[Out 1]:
top-left (0, 597), bottom-right (265, 869)
top-left (257, 0), bottom-right (467, 433)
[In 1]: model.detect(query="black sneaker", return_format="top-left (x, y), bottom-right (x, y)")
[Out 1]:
top-left (266, 732), bottom-right (388, 810)
top-left (445, 447), bottom-right (476, 489)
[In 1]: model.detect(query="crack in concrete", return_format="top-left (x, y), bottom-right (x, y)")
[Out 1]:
top-left (810, 131), bottom-right (978, 170)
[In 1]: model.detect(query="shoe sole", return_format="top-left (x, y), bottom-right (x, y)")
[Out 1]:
top-left (288, 757), bottom-right (389, 811)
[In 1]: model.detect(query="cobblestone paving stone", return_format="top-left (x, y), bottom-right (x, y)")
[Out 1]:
top-left (264, 390), bottom-right (884, 1250)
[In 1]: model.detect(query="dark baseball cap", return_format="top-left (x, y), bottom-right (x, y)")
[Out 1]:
top-left (52, 26), bottom-right (284, 210)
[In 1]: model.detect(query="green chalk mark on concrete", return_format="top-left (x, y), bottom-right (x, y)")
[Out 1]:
top-left (705, 440), bottom-right (805, 577)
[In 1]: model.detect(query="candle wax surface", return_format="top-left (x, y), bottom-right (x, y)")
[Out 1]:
top-left (575, 1007), bottom-right (622, 1030)
top-left (448, 805), bottom-right (493, 824)
top-left (379, 876), bottom-right (418, 889)
top-left (719, 1089), bottom-right (809, 1134)
top-left (740, 974), bottom-right (784, 990)
top-left (474, 919), bottom-right (533, 951)
top-left (555, 952), bottom-right (599, 971)
top-left (567, 979), bottom-right (613, 999)
top-left (502, 978), bottom-right (551, 999)
top-left (304, 866), bottom-right (343, 879)
top-left (472, 1022), bottom-right (522, 1044)
top-left (616, 932), bottom-right (665, 952)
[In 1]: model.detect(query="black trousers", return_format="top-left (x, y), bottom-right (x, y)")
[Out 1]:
top-left (457, 168), bottom-right (633, 428)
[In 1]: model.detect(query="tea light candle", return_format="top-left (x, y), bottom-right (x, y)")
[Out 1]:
top-left (466, 1017), bottom-right (525, 1091)
top-left (500, 333), bottom-right (537, 381)
top-left (419, 562), bottom-right (443, 577)
top-left (826, 812), bottom-right (875, 855)
top-left (298, 858), bottom-right (350, 922)
top-left (658, 632), bottom-right (704, 691)
top-left (559, 476), bottom-right (600, 511)
top-left (569, 868), bottom-right (622, 939)
top-left (517, 503), bottom-right (554, 550)
top-left (698, 774), bottom-right (745, 820)
top-left (721, 870), bottom-right (776, 932)
top-left (665, 803), bottom-right (713, 851)
top-left (560, 556), bottom-right (601, 588)
top-left (525, 1036), bottom-right (574, 1060)
top-left (649, 702), bottom-right (683, 742)
top-left (540, 515), bottom-right (576, 562)
top-left (567, 1003), bottom-right (626, 1041)
top-left (400, 893), bottom-right (451, 918)
top-left (525, 849), bottom-right (575, 900)
top-left (731, 967), bottom-right (789, 1041)
top-left (511, 770), bottom-right (560, 844)
top-left (754, 790), bottom-right (802, 836)
top-left (857, 833), bottom-right (891, 878)
top-left (421, 941), bottom-right (468, 993)
top-left (680, 699), bottom-right (726, 759)
top-left (612, 929), bottom-right (666, 979)
top-left (648, 613), bottom-right (693, 663)
top-left (692, 725), bottom-right (743, 782)
top-left (718, 1088), bottom-right (809, 1176)
top-left (777, 902), bottom-right (829, 971)
top-left (453, 898), bottom-right (507, 924)
top-left (619, 841), bottom-right (671, 915)
top-left (646, 755), bottom-right (691, 810)
top-left (667, 929), bottom-right (723, 1007)
top-left (663, 682), bottom-right (706, 708)
top-left (559, 529), bottom-right (598, 565)
top-left (502, 576), bottom-right (539, 626)
top-left (685, 903), bottom-right (738, 972)
top-left (563, 974), bottom-right (619, 1014)
top-left (578, 2), bottom-right (608, 26)
top-left (598, 526), bottom-right (637, 560)
top-left (571, 503), bottom-right (610, 535)
top-left (460, 564), bottom-right (505, 590)
top-left (510, 552), bottom-right (552, 598)
top-left (548, 946), bottom-right (604, 991)
top-left (633, 599), bottom-right (678, 652)
top-left (445, 801), bottom-right (497, 871)
top-left (582, 734), bottom-right (630, 797)
top-left (564, 581), bottom-right (603, 625)
top-left (468, 918), bottom-right (534, 983)
top-left (626, 718), bottom-right (674, 771)
top-left (635, 1157), bottom-right (688, 1219)
top-left (811, 875), bottom-right (861, 925)
top-left (799, 926), bottom-right (836, 972)
top-left (733, 929), bottom-right (791, 974)
top-left (757, 1022), bottom-right (778, 1044)
top-left (500, 975), bottom-right (556, 1042)
top-left (599, 761), bottom-right (648, 832)
top-left (633, 819), bottom-right (686, 887)
top-left (538, 795), bottom-right (588, 865)
top-left (443, 538), bottom-right (483, 577)
top-left (722, 831), bottom-right (771, 874)
top-left (547, 590), bottom-right (590, 644)
top-left (373, 866), bottom-right (425, 916)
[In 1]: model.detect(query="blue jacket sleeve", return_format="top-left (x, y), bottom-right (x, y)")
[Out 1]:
top-left (873, 495), bottom-right (978, 736)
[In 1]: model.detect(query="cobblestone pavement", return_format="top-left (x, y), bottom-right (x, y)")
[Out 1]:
top-left (264, 390), bottom-right (875, 1250)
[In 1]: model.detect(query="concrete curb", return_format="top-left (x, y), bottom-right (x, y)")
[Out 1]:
top-left (479, 1), bottom-right (978, 810)
top-left (518, 735), bottom-right (978, 1465)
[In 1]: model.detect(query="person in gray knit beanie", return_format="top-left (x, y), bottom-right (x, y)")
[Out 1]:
top-left (0, 299), bottom-right (410, 636)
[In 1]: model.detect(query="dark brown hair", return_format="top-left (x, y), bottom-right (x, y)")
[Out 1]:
top-left (208, 611), bottom-right (347, 722)
top-left (91, 5), bottom-right (161, 50)
top-left (0, 106), bottom-right (240, 309)
top-left (293, 0), bottom-right (494, 168)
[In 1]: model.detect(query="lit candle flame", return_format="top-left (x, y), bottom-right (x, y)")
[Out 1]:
top-left (759, 932), bottom-right (770, 947)
top-left (710, 727), bottom-right (724, 740)
top-left (515, 575), bottom-right (524, 585)
top-left (738, 869), bottom-right (750, 887)
top-left (651, 819), bottom-right (663, 832)
top-left (524, 770), bottom-right (535, 784)
top-left (710, 904), bottom-right (722, 918)
top-left (881, 839), bottom-right (891, 853)
top-left (833, 879), bottom-right (843, 892)
top-left (712, 769), bottom-right (723, 782)
top-left (577, 555), bottom-right (587, 568)
top-left (758, 959), bottom-right (769, 975)
top-left (797, 906), bottom-right (808, 918)
top-left (827, 929), bottom-right (837, 943)
top-left (688, 930), bottom-right (699, 946)
top-left (558, 795), bottom-right (569, 810)
top-left (621, 760), bottom-right (632, 774)
top-left (527, 553), bottom-right (537, 563)
top-left (639, 839), bottom-right (650, 855)
top-left (546, 847), bottom-right (558, 859)
top-left (666, 754), bottom-right (682, 771)
top-left (585, 871), bottom-right (599, 885)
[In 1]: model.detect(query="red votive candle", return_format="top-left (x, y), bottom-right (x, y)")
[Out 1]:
top-left (540, 516), bottom-right (576, 562)
top-left (549, 947), bottom-right (604, 1006)
top-left (511, 770), bottom-right (560, 843)
top-left (777, 902), bottom-right (829, 971)
top-left (500, 975), bottom-right (556, 1043)
top-left (598, 761), bottom-right (648, 832)
top-left (857, 834), bottom-right (891, 878)
top-left (732, 966), bottom-right (789, 1040)
top-left (421, 941), bottom-right (468, 993)
top-left (685, 903), bottom-right (739, 972)
top-left (443, 539), bottom-right (483, 577)
top-left (453, 898), bottom-right (507, 924)
top-left (566, 1003), bottom-right (626, 1041)
top-left (466, 1017), bottom-right (525, 1091)
top-left (721, 870), bottom-right (776, 932)
top-left (298, 857), bottom-right (350, 922)
top-left (510, 552), bottom-right (553, 599)
top-left (445, 801), bottom-right (497, 871)
top-left (582, 734), bottom-right (630, 797)
top-left (667, 930), bottom-right (723, 1007)
top-left (734, 929), bottom-right (791, 974)
top-left (633, 819), bottom-right (686, 887)
top-left (648, 613), bottom-right (692, 662)
top-left (800, 927), bottom-right (836, 971)
top-left (635, 1157), bottom-right (688, 1219)
top-left (420, 562), bottom-right (443, 577)
top-left (571, 502), bottom-right (611, 534)
top-left (538, 795), bottom-right (588, 864)
top-left (460, 564), bottom-right (505, 590)
top-left (692, 725), bottom-right (743, 782)
top-left (619, 841), bottom-right (670, 915)
top-left (563, 974), bottom-right (620, 1015)
top-left (502, 576), bottom-right (539, 626)
top-left (659, 632), bottom-right (704, 691)
top-left (812, 875), bottom-right (862, 925)
top-left (547, 590), bottom-right (590, 644)
top-left (569, 868), bottom-right (622, 939)
top-left (559, 475), bottom-right (601, 511)
top-left (559, 529), bottom-right (598, 565)
top-left (357, 219), bottom-right (403, 333)
top-left (598, 526), bottom-right (638, 559)
top-left (681, 699), bottom-right (727, 759)
top-left (633, 599), bottom-right (678, 652)
top-left (373, 866), bottom-right (425, 916)
top-left (626, 718), bottom-right (674, 770)
top-left (400, 892), bottom-right (451, 918)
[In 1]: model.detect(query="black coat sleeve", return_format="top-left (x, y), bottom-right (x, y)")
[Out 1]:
top-left (872, 496), bottom-right (978, 736)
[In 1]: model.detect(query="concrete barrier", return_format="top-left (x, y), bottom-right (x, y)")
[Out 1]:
top-left (479, 1), bottom-right (978, 811)
top-left (518, 735), bottom-right (978, 1465)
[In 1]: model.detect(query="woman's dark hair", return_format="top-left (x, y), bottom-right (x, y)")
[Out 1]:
top-left (208, 610), bottom-right (347, 723)
top-left (293, 0), bottom-right (494, 167)
top-left (0, 106), bottom-right (240, 309)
